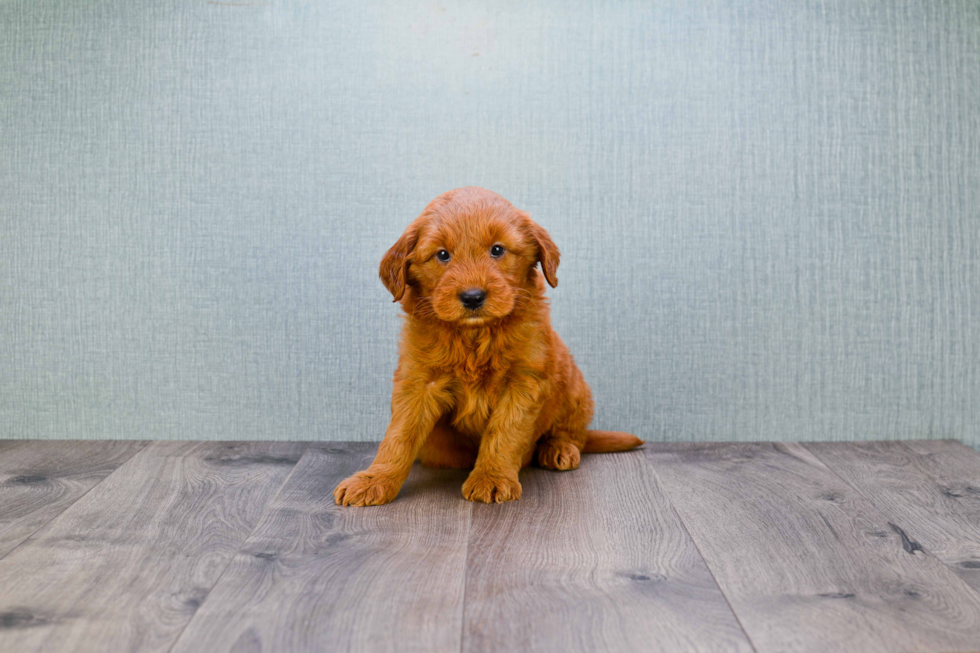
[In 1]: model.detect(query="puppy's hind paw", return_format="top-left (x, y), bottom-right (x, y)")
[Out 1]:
top-left (334, 471), bottom-right (400, 507)
top-left (462, 472), bottom-right (522, 503)
top-left (536, 439), bottom-right (581, 471)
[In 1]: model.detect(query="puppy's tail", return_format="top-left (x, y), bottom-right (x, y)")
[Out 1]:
top-left (582, 430), bottom-right (645, 453)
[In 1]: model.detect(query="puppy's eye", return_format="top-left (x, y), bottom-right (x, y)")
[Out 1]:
top-left (436, 249), bottom-right (451, 263)
top-left (490, 245), bottom-right (505, 258)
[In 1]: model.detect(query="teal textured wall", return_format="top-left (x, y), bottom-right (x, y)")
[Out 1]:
top-left (1, 1), bottom-right (978, 446)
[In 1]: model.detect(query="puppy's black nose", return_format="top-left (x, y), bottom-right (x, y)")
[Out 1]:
top-left (459, 289), bottom-right (486, 310)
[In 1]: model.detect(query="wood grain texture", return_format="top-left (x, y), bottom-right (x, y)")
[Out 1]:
top-left (463, 450), bottom-right (754, 653)
top-left (0, 440), bottom-right (147, 558)
top-left (807, 440), bottom-right (980, 595)
top-left (0, 441), bottom-right (305, 653)
top-left (171, 442), bottom-right (472, 653)
top-left (646, 442), bottom-right (980, 653)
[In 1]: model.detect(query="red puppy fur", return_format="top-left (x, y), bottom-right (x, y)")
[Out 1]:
top-left (334, 187), bottom-right (643, 506)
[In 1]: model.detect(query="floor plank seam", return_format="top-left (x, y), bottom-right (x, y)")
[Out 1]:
top-left (804, 441), bottom-right (980, 606)
top-left (638, 450), bottom-right (761, 653)
top-left (457, 500), bottom-right (474, 653)
top-left (164, 442), bottom-right (313, 653)
top-left (8, 440), bottom-right (978, 652)
top-left (893, 440), bottom-right (980, 605)
top-left (0, 440), bottom-right (150, 563)
top-left (803, 442), bottom-right (936, 556)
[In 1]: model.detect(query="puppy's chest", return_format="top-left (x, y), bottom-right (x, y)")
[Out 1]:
top-left (447, 378), bottom-right (503, 436)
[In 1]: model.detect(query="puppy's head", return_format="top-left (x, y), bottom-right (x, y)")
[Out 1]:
top-left (380, 187), bottom-right (559, 327)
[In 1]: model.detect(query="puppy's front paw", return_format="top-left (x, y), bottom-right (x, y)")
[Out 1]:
top-left (462, 471), bottom-right (522, 503)
top-left (537, 439), bottom-right (581, 471)
top-left (334, 471), bottom-right (400, 506)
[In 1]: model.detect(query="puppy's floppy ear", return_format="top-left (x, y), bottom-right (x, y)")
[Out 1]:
top-left (379, 220), bottom-right (422, 301)
top-left (525, 216), bottom-right (560, 288)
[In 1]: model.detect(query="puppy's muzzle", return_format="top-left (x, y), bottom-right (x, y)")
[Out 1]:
top-left (458, 289), bottom-right (486, 310)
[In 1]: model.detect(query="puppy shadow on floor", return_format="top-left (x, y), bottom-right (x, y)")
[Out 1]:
top-left (395, 465), bottom-right (472, 502)
top-left (392, 463), bottom-right (562, 504)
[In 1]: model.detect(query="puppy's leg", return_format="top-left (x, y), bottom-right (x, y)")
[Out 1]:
top-left (536, 432), bottom-right (583, 471)
top-left (537, 358), bottom-right (592, 471)
top-left (335, 375), bottom-right (451, 506)
top-left (462, 379), bottom-right (540, 503)
top-left (417, 420), bottom-right (477, 469)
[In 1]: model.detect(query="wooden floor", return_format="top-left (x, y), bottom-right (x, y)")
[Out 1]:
top-left (1, 441), bottom-right (980, 652)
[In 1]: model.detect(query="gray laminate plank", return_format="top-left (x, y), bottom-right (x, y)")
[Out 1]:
top-left (0, 441), bottom-right (306, 653)
top-left (645, 442), bottom-right (980, 653)
top-left (462, 450), bottom-right (755, 653)
top-left (0, 440), bottom-right (147, 558)
top-left (170, 442), bottom-right (472, 653)
top-left (807, 440), bottom-right (980, 595)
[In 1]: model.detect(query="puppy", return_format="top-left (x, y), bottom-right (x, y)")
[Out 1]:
top-left (334, 187), bottom-right (643, 506)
